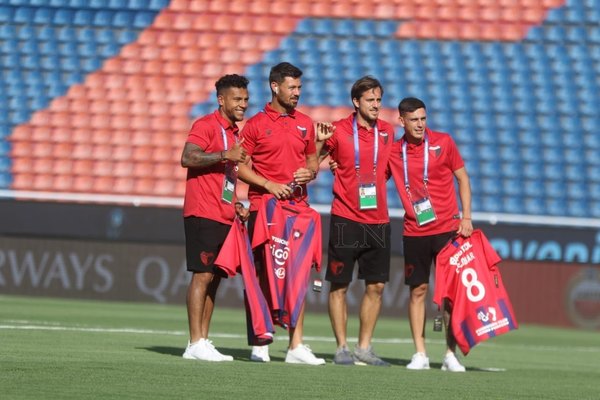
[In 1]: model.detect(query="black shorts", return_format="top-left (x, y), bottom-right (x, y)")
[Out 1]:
top-left (184, 216), bottom-right (230, 274)
top-left (325, 215), bottom-right (391, 284)
top-left (403, 231), bottom-right (455, 286)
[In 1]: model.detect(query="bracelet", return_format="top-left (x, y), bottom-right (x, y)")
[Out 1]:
top-left (220, 151), bottom-right (225, 161)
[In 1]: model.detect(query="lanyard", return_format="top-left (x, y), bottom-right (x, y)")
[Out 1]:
top-left (353, 116), bottom-right (379, 174)
top-left (401, 134), bottom-right (429, 192)
top-left (220, 125), bottom-right (240, 150)
top-left (220, 126), bottom-right (228, 150)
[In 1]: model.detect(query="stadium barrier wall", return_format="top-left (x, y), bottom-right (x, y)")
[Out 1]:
top-left (1, 200), bottom-right (599, 330)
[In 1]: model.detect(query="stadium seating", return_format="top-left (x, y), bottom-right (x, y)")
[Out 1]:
top-left (1, 1), bottom-right (599, 218)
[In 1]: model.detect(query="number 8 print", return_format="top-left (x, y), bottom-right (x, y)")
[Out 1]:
top-left (461, 268), bottom-right (485, 302)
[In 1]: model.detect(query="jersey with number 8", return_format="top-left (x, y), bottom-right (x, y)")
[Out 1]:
top-left (434, 230), bottom-right (518, 355)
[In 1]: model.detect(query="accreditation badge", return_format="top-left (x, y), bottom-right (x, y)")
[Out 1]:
top-left (412, 196), bottom-right (436, 226)
top-left (358, 181), bottom-right (377, 210)
top-left (221, 162), bottom-right (236, 204)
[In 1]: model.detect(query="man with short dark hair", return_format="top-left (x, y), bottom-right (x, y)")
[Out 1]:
top-left (180, 74), bottom-right (250, 361)
top-left (238, 62), bottom-right (324, 365)
top-left (388, 97), bottom-right (473, 372)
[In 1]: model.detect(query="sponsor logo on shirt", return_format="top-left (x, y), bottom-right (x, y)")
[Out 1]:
top-left (271, 236), bottom-right (290, 268)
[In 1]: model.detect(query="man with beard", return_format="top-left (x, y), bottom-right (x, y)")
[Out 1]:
top-left (237, 62), bottom-right (324, 365)
top-left (316, 76), bottom-right (395, 366)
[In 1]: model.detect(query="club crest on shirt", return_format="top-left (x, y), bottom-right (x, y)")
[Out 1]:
top-left (265, 129), bottom-right (272, 136)
top-left (429, 145), bottom-right (442, 157)
top-left (293, 229), bottom-right (303, 239)
top-left (297, 126), bottom-right (307, 138)
top-left (379, 131), bottom-right (389, 145)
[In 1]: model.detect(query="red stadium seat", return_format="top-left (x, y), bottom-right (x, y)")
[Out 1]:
top-left (32, 173), bottom-right (55, 191)
top-left (93, 176), bottom-right (115, 193)
top-left (113, 177), bottom-right (135, 194)
top-left (53, 159), bottom-right (74, 175)
top-left (92, 160), bottom-right (114, 176)
top-left (53, 142), bottom-right (75, 158)
top-left (53, 175), bottom-right (73, 192)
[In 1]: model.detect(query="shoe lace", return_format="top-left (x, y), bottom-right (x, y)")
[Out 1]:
top-left (204, 339), bottom-right (216, 351)
top-left (299, 344), bottom-right (314, 353)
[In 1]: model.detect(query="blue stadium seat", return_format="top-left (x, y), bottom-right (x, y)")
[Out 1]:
top-left (90, 0), bottom-right (109, 6)
top-left (481, 195), bottom-right (502, 213)
top-left (117, 29), bottom-right (137, 44)
top-left (587, 182), bottom-right (600, 204)
top-left (333, 18), bottom-right (354, 37)
top-left (566, 182), bottom-right (587, 200)
top-left (524, 197), bottom-right (546, 215)
top-left (93, 10), bottom-right (113, 26)
top-left (502, 178), bottom-right (524, 196)
top-left (133, 11), bottom-right (155, 28)
top-left (312, 18), bottom-right (334, 36)
top-left (113, 10), bottom-right (134, 27)
top-left (375, 20), bottom-right (397, 37)
top-left (308, 186), bottom-right (333, 205)
top-left (129, 0), bottom-right (151, 9)
top-left (53, 8), bottom-right (75, 25)
top-left (567, 199), bottom-right (589, 217)
top-left (148, 0), bottom-right (168, 9)
top-left (0, 156), bottom-right (10, 172)
top-left (295, 19), bottom-right (312, 35)
top-left (97, 28), bottom-right (117, 45)
top-left (108, 0), bottom-right (128, 8)
top-left (545, 199), bottom-right (565, 216)
top-left (68, 0), bottom-right (89, 7)
top-left (502, 197), bottom-right (521, 213)
top-left (0, 172), bottom-right (12, 187)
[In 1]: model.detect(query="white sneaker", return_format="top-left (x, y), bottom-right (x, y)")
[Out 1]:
top-left (250, 345), bottom-right (270, 362)
top-left (441, 352), bottom-right (466, 372)
top-left (406, 352), bottom-right (430, 370)
top-left (285, 344), bottom-right (326, 365)
top-left (204, 339), bottom-right (234, 361)
top-left (182, 339), bottom-right (233, 362)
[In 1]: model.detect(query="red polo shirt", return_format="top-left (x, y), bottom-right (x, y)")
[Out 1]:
top-left (241, 103), bottom-right (317, 211)
top-left (388, 128), bottom-right (465, 236)
top-left (183, 110), bottom-right (239, 225)
top-left (324, 113), bottom-right (395, 224)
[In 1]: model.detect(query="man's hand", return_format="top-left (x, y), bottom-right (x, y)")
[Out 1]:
top-left (457, 218), bottom-right (473, 237)
top-left (264, 180), bottom-right (293, 200)
top-left (224, 138), bottom-right (247, 163)
top-left (293, 167), bottom-right (315, 185)
top-left (329, 158), bottom-right (338, 173)
top-left (316, 122), bottom-right (335, 142)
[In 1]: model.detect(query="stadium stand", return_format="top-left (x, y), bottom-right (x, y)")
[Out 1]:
top-left (1, 0), bottom-right (599, 218)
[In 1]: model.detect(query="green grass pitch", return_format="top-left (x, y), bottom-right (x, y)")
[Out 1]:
top-left (1, 295), bottom-right (598, 399)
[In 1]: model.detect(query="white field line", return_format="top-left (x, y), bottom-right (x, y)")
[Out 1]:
top-left (1, 320), bottom-right (599, 353)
